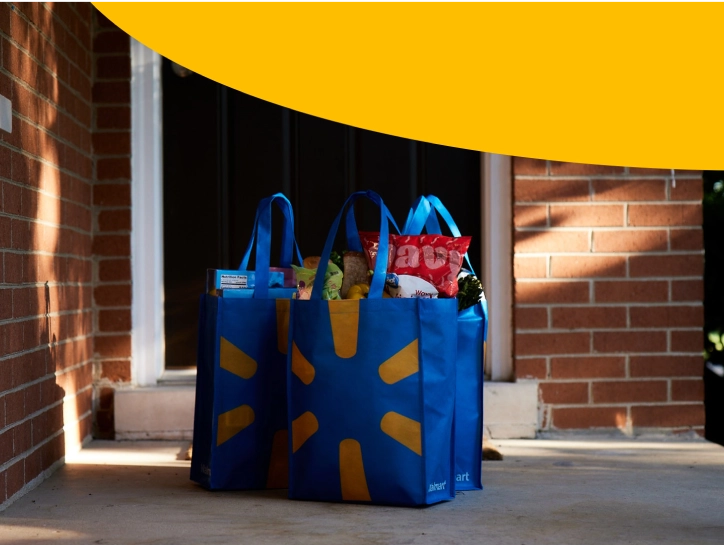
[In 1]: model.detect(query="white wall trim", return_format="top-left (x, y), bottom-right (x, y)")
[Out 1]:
top-left (481, 154), bottom-right (514, 381)
top-left (130, 39), bottom-right (165, 387)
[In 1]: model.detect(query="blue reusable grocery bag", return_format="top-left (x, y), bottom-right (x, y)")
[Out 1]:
top-left (191, 193), bottom-right (303, 490)
top-left (287, 191), bottom-right (457, 506)
top-left (403, 195), bottom-right (488, 491)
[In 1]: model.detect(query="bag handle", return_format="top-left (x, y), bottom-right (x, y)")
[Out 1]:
top-left (239, 193), bottom-right (303, 271)
top-left (403, 195), bottom-right (442, 235)
top-left (344, 201), bottom-right (401, 252)
top-left (403, 195), bottom-right (475, 275)
top-left (311, 190), bottom-right (392, 300)
top-left (241, 194), bottom-right (303, 298)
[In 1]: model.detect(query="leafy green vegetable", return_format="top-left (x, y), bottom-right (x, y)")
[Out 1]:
top-left (329, 250), bottom-right (344, 271)
top-left (457, 274), bottom-right (483, 312)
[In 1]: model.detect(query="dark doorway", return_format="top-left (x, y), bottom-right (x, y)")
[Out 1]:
top-left (703, 171), bottom-right (724, 446)
top-left (162, 59), bottom-right (482, 369)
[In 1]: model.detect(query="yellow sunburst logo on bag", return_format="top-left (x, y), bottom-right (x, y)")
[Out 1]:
top-left (291, 300), bottom-right (422, 501)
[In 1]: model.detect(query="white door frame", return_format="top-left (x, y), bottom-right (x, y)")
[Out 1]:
top-left (481, 154), bottom-right (514, 381)
top-left (129, 40), bottom-right (514, 386)
top-left (130, 39), bottom-right (164, 387)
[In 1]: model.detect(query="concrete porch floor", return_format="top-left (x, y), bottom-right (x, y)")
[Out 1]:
top-left (0, 438), bottom-right (722, 545)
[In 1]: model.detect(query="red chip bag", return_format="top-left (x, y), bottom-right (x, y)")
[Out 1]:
top-left (359, 232), bottom-right (471, 297)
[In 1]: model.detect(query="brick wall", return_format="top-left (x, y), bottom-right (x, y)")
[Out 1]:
top-left (0, 2), bottom-right (94, 506)
top-left (91, 10), bottom-right (131, 439)
top-left (513, 158), bottom-right (705, 434)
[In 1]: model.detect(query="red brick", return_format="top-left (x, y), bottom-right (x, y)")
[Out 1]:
top-left (515, 179), bottom-right (590, 202)
top-left (540, 382), bottom-right (589, 404)
top-left (94, 284), bottom-right (131, 306)
top-left (671, 330), bottom-right (702, 352)
top-left (515, 332), bottom-right (590, 356)
top-left (515, 358), bottom-right (547, 379)
top-left (592, 179), bottom-right (666, 201)
top-left (515, 231), bottom-right (589, 253)
top-left (40, 432), bottom-right (63, 470)
top-left (550, 256), bottom-right (625, 278)
top-left (672, 280), bottom-right (703, 302)
top-left (0, 146), bottom-right (11, 179)
top-left (553, 406), bottom-right (627, 429)
top-left (593, 331), bottom-right (667, 353)
top-left (12, 287), bottom-right (31, 318)
top-left (96, 106), bottom-right (130, 130)
top-left (93, 30), bottom-right (129, 53)
top-left (629, 306), bottom-right (703, 328)
top-left (0, 289), bottom-right (11, 320)
top-left (513, 157), bottom-right (547, 175)
top-left (670, 179), bottom-right (703, 201)
top-left (0, 216), bottom-right (11, 248)
top-left (514, 205), bottom-right (547, 227)
top-left (592, 380), bottom-right (667, 403)
top-left (99, 309), bottom-right (131, 332)
top-left (96, 157), bottom-right (130, 180)
top-left (0, 430), bottom-right (12, 466)
top-left (92, 132), bottom-right (130, 155)
top-left (551, 307), bottom-right (626, 329)
top-left (672, 379), bottom-right (704, 401)
top-left (24, 450), bottom-right (42, 483)
top-left (91, 234), bottom-right (129, 257)
top-left (92, 81), bottom-right (130, 103)
top-left (96, 56), bottom-right (131, 79)
top-left (93, 183), bottom-right (130, 206)
top-left (629, 255), bottom-right (703, 277)
top-left (516, 281), bottom-right (589, 304)
top-left (6, 460), bottom-right (24, 499)
top-left (550, 205), bottom-right (623, 227)
top-left (593, 230), bottom-right (668, 253)
top-left (514, 257), bottom-right (547, 278)
top-left (101, 360), bottom-right (131, 382)
top-left (595, 281), bottom-right (668, 303)
top-left (628, 204), bottom-right (702, 227)
top-left (631, 404), bottom-right (704, 428)
top-left (98, 209), bottom-right (130, 232)
top-left (12, 85), bottom-right (39, 127)
top-left (4, 182), bottom-right (22, 216)
top-left (515, 307), bottom-right (547, 329)
top-left (98, 259), bottom-right (131, 282)
top-left (95, 334), bottom-right (131, 358)
top-left (670, 229), bottom-right (703, 251)
top-left (12, 420), bottom-right (31, 456)
top-left (549, 162), bottom-right (624, 176)
top-left (550, 356), bottom-right (625, 379)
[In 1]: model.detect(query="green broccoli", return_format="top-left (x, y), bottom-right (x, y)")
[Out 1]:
top-left (457, 274), bottom-right (483, 312)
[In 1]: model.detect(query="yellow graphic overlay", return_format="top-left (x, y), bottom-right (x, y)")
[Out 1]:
top-left (291, 342), bottom-right (316, 386)
top-left (380, 412), bottom-right (422, 456)
top-left (329, 300), bottom-right (359, 359)
top-left (217, 404), bottom-right (255, 446)
top-left (292, 411), bottom-right (319, 454)
top-left (95, 3), bottom-right (724, 169)
top-left (378, 339), bottom-right (419, 385)
top-left (276, 299), bottom-right (290, 355)
top-left (339, 439), bottom-right (371, 502)
top-left (220, 337), bottom-right (257, 380)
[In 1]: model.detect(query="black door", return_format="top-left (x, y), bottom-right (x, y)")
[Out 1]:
top-left (162, 59), bottom-right (482, 369)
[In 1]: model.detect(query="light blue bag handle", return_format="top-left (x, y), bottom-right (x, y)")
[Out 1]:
top-left (403, 195), bottom-right (475, 275)
top-left (240, 194), bottom-right (303, 298)
top-left (344, 202), bottom-right (401, 252)
top-left (311, 190), bottom-right (391, 299)
top-left (239, 193), bottom-right (303, 271)
top-left (403, 195), bottom-right (442, 236)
